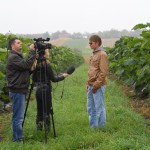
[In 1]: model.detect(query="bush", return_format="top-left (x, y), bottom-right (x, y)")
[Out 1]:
top-left (108, 23), bottom-right (150, 97)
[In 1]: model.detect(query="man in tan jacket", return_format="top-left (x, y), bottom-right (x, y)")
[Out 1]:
top-left (86, 35), bottom-right (108, 128)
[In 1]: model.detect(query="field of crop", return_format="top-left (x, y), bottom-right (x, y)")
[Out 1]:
top-left (0, 33), bottom-right (149, 149)
top-left (51, 38), bottom-right (118, 57)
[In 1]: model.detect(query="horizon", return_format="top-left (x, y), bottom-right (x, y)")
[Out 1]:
top-left (3, 28), bottom-right (141, 35)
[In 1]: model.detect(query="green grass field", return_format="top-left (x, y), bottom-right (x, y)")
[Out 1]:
top-left (54, 38), bottom-right (118, 57)
top-left (63, 39), bottom-right (91, 57)
top-left (1, 62), bottom-right (150, 150)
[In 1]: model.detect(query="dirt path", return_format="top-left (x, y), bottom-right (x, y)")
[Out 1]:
top-left (51, 38), bottom-right (71, 46)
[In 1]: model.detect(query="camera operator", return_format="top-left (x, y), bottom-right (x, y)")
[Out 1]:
top-left (32, 48), bottom-right (68, 131)
top-left (6, 37), bottom-right (36, 142)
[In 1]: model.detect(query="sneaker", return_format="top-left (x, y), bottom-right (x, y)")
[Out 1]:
top-left (13, 138), bottom-right (24, 143)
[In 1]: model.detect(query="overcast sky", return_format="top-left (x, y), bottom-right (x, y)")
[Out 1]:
top-left (0, 0), bottom-right (149, 34)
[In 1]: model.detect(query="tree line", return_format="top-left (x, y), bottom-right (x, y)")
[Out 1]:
top-left (5, 29), bottom-right (141, 40)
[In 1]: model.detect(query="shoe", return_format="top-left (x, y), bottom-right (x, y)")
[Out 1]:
top-left (13, 138), bottom-right (24, 143)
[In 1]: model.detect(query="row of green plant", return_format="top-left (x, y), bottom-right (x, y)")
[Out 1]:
top-left (0, 50), bottom-right (10, 109)
top-left (107, 23), bottom-right (150, 97)
top-left (49, 45), bottom-right (84, 73)
top-left (0, 34), bottom-right (84, 109)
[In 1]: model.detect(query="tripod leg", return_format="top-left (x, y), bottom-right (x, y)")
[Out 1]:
top-left (51, 111), bottom-right (56, 138)
top-left (50, 102), bottom-right (56, 138)
top-left (42, 91), bottom-right (48, 143)
top-left (22, 83), bottom-right (34, 127)
top-left (43, 113), bottom-right (48, 143)
top-left (49, 92), bottom-right (56, 138)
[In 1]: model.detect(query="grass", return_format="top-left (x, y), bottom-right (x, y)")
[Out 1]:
top-left (63, 39), bottom-right (91, 57)
top-left (0, 62), bottom-right (150, 150)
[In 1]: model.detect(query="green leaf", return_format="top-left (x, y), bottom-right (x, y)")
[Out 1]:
top-left (141, 30), bottom-right (150, 38)
top-left (124, 58), bottom-right (134, 66)
top-left (116, 69), bottom-right (124, 76)
top-left (141, 39), bottom-right (150, 49)
top-left (132, 23), bottom-right (148, 30)
top-left (0, 71), bottom-right (5, 78)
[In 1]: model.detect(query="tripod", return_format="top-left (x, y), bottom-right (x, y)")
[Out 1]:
top-left (22, 58), bottom-right (56, 143)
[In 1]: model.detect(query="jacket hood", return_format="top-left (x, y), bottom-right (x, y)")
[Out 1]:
top-left (93, 45), bottom-right (105, 53)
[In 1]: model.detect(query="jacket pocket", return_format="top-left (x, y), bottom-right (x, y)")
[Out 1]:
top-left (91, 58), bottom-right (99, 67)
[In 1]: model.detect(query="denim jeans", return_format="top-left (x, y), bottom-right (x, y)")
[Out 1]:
top-left (9, 92), bottom-right (25, 142)
top-left (87, 85), bottom-right (106, 128)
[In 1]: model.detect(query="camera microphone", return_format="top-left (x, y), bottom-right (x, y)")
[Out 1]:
top-left (67, 66), bottom-right (75, 74)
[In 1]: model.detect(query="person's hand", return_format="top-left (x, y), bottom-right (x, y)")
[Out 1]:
top-left (31, 59), bottom-right (37, 71)
top-left (63, 73), bottom-right (68, 78)
top-left (92, 88), bottom-right (97, 93)
top-left (29, 44), bottom-right (35, 51)
top-left (36, 54), bottom-right (39, 59)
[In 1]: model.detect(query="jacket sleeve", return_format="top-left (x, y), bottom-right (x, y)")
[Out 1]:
top-left (47, 63), bottom-right (65, 82)
top-left (92, 52), bottom-right (108, 92)
top-left (10, 51), bottom-right (36, 71)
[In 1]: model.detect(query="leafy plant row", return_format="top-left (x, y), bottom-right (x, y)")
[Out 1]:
top-left (49, 45), bottom-right (84, 73)
top-left (107, 23), bottom-right (150, 97)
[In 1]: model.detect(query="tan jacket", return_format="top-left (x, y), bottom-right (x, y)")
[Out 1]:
top-left (87, 50), bottom-right (108, 92)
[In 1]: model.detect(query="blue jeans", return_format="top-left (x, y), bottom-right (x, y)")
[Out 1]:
top-left (9, 92), bottom-right (25, 142)
top-left (87, 85), bottom-right (106, 128)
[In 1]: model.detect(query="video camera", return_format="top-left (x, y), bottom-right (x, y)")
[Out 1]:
top-left (33, 37), bottom-right (52, 52)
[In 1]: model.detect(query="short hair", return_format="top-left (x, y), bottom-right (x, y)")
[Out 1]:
top-left (8, 37), bottom-right (19, 50)
top-left (89, 35), bottom-right (102, 46)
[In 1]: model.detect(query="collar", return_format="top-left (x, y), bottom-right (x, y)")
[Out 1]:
top-left (11, 50), bottom-right (23, 57)
top-left (93, 45), bottom-right (105, 53)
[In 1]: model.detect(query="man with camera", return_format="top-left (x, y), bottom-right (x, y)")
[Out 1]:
top-left (6, 37), bottom-right (36, 142)
top-left (32, 48), bottom-right (68, 131)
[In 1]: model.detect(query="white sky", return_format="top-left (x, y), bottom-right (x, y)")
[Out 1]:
top-left (0, 0), bottom-right (149, 34)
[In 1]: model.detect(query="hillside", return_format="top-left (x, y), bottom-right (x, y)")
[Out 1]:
top-left (51, 38), bottom-right (118, 48)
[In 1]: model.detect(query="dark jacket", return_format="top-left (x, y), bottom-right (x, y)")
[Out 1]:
top-left (32, 62), bottom-right (64, 88)
top-left (6, 50), bottom-right (36, 93)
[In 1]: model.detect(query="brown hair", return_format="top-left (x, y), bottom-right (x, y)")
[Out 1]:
top-left (89, 35), bottom-right (102, 46)
top-left (8, 37), bottom-right (19, 50)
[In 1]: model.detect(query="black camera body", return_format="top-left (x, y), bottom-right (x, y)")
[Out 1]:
top-left (34, 37), bottom-right (52, 51)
